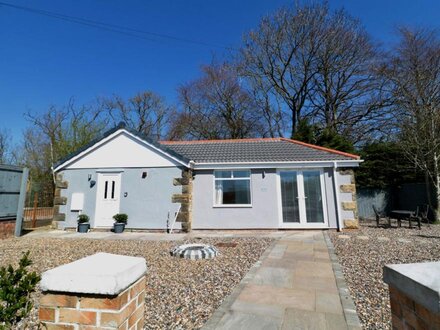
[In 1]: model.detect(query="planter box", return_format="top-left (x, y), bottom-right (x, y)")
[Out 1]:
top-left (113, 223), bottom-right (125, 233)
top-left (77, 223), bottom-right (90, 233)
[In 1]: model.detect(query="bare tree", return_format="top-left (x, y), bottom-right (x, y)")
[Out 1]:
top-left (103, 91), bottom-right (172, 140)
top-left (385, 28), bottom-right (440, 219)
top-left (0, 129), bottom-right (11, 164)
top-left (170, 62), bottom-right (263, 140)
top-left (24, 99), bottom-right (107, 184)
top-left (245, 73), bottom-right (287, 137)
top-left (240, 3), bottom-right (328, 137)
top-left (309, 9), bottom-right (389, 143)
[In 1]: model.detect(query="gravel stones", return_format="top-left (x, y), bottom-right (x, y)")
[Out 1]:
top-left (0, 236), bottom-right (272, 329)
top-left (330, 220), bottom-right (440, 330)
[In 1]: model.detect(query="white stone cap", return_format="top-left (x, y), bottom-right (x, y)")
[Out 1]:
top-left (384, 261), bottom-right (440, 313)
top-left (40, 252), bottom-right (147, 295)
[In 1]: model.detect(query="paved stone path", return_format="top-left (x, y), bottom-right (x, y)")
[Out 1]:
top-left (203, 231), bottom-right (362, 330)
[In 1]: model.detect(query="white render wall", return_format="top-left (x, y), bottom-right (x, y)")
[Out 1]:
top-left (192, 168), bottom-right (340, 229)
top-left (192, 169), bottom-right (279, 229)
top-left (58, 167), bottom-right (182, 230)
top-left (65, 132), bottom-right (180, 169)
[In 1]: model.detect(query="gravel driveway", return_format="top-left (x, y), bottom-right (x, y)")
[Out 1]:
top-left (0, 235), bottom-right (273, 329)
top-left (329, 221), bottom-right (440, 330)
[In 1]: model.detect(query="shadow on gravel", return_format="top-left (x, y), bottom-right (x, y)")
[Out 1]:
top-left (416, 234), bottom-right (440, 239)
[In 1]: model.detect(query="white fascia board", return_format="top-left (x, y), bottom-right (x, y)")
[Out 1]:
top-left (193, 160), bottom-right (362, 170)
top-left (54, 129), bottom-right (190, 172)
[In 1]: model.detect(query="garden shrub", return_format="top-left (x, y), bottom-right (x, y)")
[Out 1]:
top-left (113, 213), bottom-right (128, 224)
top-left (0, 251), bottom-right (40, 328)
top-left (77, 214), bottom-right (90, 223)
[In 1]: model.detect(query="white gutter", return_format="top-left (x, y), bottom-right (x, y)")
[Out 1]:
top-left (333, 161), bottom-right (343, 232)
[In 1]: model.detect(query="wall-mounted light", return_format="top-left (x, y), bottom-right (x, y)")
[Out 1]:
top-left (88, 174), bottom-right (92, 181)
top-left (142, 171), bottom-right (147, 179)
top-left (262, 170), bottom-right (266, 179)
top-left (90, 180), bottom-right (96, 188)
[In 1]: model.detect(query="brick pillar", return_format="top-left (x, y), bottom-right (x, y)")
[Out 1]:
top-left (39, 253), bottom-right (147, 329)
top-left (384, 262), bottom-right (440, 329)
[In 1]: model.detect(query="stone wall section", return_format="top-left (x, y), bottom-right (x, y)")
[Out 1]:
top-left (171, 169), bottom-right (193, 232)
top-left (52, 173), bottom-right (68, 229)
top-left (338, 169), bottom-right (359, 229)
top-left (39, 277), bottom-right (145, 329)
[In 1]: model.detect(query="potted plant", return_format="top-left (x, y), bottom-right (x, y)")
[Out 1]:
top-left (77, 214), bottom-right (90, 233)
top-left (113, 213), bottom-right (128, 233)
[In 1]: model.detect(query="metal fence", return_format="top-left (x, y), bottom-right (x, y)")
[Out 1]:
top-left (23, 182), bottom-right (54, 229)
top-left (357, 183), bottom-right (433, 220)
top-left (23, 207), bottom-right (54, 229)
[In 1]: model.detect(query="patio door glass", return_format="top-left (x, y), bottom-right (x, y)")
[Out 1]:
top-left (280, 170), bottom-right (326, 226)
top-left (303, 171), bottom-right (324, 223)
top-left (280, 171), bottom-right (300, 223)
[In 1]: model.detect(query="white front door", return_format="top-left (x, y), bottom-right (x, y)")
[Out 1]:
top-left (278, 169), bottom-right (328, 228)
top-left (94, 173), bottom-right (121, 227)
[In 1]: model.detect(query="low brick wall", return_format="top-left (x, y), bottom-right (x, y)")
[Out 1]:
top-left (384, 261), bottom-right (440, 330)
top-left (0, 218), bottom-right (15, 239)
top-left (39, 277), bottom-right (145, 329)
top-left (389, 286), bottom-right (439, 329)
top-left (39, 252), bottom-right (147, 330)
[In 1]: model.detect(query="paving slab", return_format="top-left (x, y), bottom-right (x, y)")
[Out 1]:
top-left (250, 266), bottom-right (293, 288)
top-left (230, 300), bottom-right (285, 319)
top-left (316, 292), bottom-right (344, 315)
top-left (216, 311), bottom-right (282, 330)
top-left (281, 309), bottom-right (327, 329)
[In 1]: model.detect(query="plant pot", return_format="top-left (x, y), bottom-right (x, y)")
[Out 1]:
top-left (113, 223), bottom-right (126, 233)
top-left (77, 223), bottom-right (90, 233)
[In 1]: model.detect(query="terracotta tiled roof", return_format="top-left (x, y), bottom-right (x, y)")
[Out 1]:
top-left (160, 138), bottom-right (359, 163)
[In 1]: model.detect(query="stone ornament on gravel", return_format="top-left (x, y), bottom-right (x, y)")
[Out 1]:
top-left (170, 243), bottom-right (219, 260)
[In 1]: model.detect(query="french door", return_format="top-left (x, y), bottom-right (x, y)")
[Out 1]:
top-left (278, 170), bottom-right (327, 228)
top-left (94, 173), bottom-right (121, 227)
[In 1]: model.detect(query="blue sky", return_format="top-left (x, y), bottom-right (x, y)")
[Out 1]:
top-left (1, 0), bottom-right (439, 143)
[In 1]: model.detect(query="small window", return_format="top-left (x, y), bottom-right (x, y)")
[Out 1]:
top-left (104, 181), bottom-right (108, 199)
top-left (214, 170), bottom-right (251, 206)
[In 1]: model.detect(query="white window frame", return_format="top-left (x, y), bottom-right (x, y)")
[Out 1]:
top-left (213, 170), bottom-right (252, 208)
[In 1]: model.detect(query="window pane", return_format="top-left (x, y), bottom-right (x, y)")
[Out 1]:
top-left (216, 180), bottom-right (251, 205)
top-left (111, 181), bottom-right (115, 199)
top-left (303, 171), bottom-right (324, 223)
top-left (280, 172), bottom-right (300, 223)
top-left (215, 181), bottom-right (223, 204)
top-left (104, 181), bottom-right (108, 199)
top-left (232, 170), bottom-right (250, 178)
top-left (215, 171), bottom-right (232, 179)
